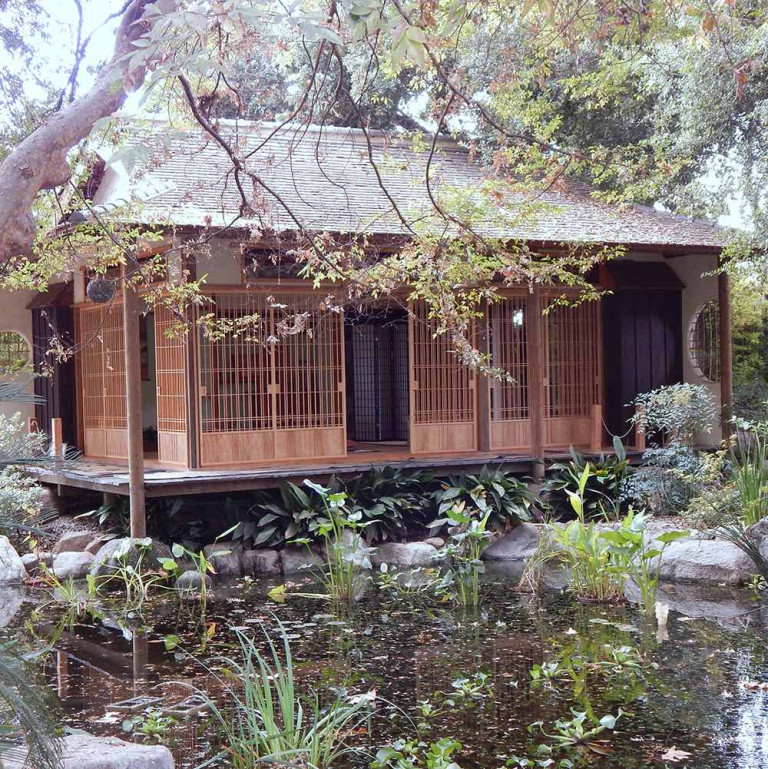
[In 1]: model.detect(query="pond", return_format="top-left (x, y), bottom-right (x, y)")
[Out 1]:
top-left (5, 568), bottom-right (768, 769)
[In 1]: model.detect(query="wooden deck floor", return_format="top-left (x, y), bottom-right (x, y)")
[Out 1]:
top-left (26, 446), bottom-right (641, 498)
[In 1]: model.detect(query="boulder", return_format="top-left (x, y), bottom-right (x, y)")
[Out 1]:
top-left (60, 733), bottom-right (174, 768)
top-left (21, 551), bottom-right (52, 573)
top-left (0, 588), bottom-right (24, 628)
top-left (203, 541), bottom-right (243, 577)
top-left (280, 546), bottom-right (324, 574)
top-left (483, 523), bottom-right (542, 561)
top-left (0, 536), bottom-right (27, 583)
top-left (371, 542), bottom-right (437, 568)
top-left (243, 549), bottom-right (281, 575)
top-left (53, 551), bottom-right (95, 580)
top-left (52, 530), bottom-right (97, 556)
top-left (657, 538), bottom-right (755, 586)
top-left (90, 538), bottom-right (173, 578)
top-left (85, 537), bottom-right (110, 555)
top-left (423, 537), bottom-right (445, 549)
top-left (175, 570), bottom-right (212, 593)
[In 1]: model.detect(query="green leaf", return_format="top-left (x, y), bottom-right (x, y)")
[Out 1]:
top-left (164, 634), bottom-right (180, 651)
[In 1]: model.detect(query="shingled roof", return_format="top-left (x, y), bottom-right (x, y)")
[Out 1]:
top-left (93, 119), bottom-right (725, 252)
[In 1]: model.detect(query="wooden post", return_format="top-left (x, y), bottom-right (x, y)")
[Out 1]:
top-left (476, 300), bottom-right (491, 452)
top-left (634, 405), bottom-right (646, 451)
top-left (122, 265), bottom-right (146, 538)
top-left (50, 418), bottom-right (63, 459)
top-left (590, 404), bottom-right (603, 452)
top-left (528, 286), bottom-right (545, 481)
top-left (718, 261), bottom-right (734, 441)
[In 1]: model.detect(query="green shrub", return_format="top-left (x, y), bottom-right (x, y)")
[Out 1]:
top-left (432, 466), bottom-right (538, 531)
top-left (542, 439), bottom-right (629, 520)
top-left (347, 466), bottom-right (433, 543)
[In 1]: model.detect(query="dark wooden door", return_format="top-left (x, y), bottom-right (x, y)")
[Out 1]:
top-left (603, 289), bottom-right (682, 441)
top-left (32, 306), bottom-right (77, 448)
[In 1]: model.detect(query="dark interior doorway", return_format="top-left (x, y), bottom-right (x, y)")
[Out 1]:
top-left (602, 261), bottom-right (684, 442)
top-left (345, 308), bottom-right (409, 445)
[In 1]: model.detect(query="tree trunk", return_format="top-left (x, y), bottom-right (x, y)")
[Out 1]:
top-left (0, 0), bottom-right (161, 261)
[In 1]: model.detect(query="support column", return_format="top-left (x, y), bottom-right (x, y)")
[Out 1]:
top-left (718, 261), bottom-right (734, 441)
top-left (476, 300), bottom-right (491, 452)
top-left (122, 265), bottom-right (146, 537)
top-left (528, 285), bottom-right (545, 481)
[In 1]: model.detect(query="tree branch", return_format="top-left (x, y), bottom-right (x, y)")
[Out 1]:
top-left (0, 0), bottom-right (164, 261)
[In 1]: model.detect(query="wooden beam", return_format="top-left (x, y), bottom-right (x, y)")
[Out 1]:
top-left (50, 417), bottom-right (63, 458)
top-left (718, 262), bottom-right (734, 440)
top-left (476, 300), bottom-right (491, 452)
top-left (121, 265), bottom-right (147, 537)
top-left (528, 286), bottom-right (545, 480)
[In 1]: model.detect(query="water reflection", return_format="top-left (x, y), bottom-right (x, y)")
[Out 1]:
top-left (3, 576), bottom-right (768, 768)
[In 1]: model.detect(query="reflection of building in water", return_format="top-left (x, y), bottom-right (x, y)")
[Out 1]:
top-left (414, 631), bottom-right (544, 757)
top-left (46, 628), bottom-right (212, 769)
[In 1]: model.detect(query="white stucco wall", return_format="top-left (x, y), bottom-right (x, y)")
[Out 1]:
top-left (0, 288), bottom-right (37, 422)
top-left (196, 238), bottom-right (243, 285)
top-left (622, 251), bottom-right (721, 444)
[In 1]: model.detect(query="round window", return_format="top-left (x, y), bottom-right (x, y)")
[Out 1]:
top-left (688, 300), bottom-right (720, 382)
top-left (0, 332), bottom-right (30, 375)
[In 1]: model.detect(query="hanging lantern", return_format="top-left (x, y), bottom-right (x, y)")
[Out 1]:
top-left (86, 277), bottom-right (115, 304)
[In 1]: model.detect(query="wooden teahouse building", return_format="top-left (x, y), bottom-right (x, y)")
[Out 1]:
top-left (0, 121), bottom-right (730, 512)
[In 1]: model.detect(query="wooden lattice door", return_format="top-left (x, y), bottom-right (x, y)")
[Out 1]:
top-left (154, 306), bottom-right (189, 466)
top-left (77, 303), bottom-right (128, 459)
top-left (197, 292), bottom-right (345, 467)
top-left (488, 293), bottom-right (531, 451)
top-left (409, 301), bottom-right (477, 454)
top-left (542, 293), bottom-right (602, 448)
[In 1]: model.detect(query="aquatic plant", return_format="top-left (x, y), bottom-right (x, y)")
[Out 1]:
top-left (433, 502), bottom-right (492, 609)
top-left (159, 543), bottom-right (217, 600)
top-left (199, 626), bottom-right (374, 769)
top-left (600, 511), bottom-right (688, 615)
top-left (507, 709), bottom-right (623, 767)
top-left (373, 737), bottom-right (463, 769)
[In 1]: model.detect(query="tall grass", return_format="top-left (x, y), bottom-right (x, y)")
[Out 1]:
top-left (199, 627), bottom-right (374, 769)
top-left (733, 429), bottom-right (768, 526)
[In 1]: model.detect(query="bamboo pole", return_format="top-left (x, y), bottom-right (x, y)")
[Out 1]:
top-left (718, 260), bottom-right (734, 441)
top-left (122, 265), bottom-right (146, 538)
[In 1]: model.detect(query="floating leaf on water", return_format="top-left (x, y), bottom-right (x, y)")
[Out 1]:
top-left (164, 634), bottom-right (180, 651)
top-left (661, 746), bottom-right (693, 762)
top-left (268, 584), bottom-right (287, 603)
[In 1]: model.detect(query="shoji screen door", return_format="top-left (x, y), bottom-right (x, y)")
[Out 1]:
top-left (78, 303), bottom-right (128, 459)
top-left (409, 301), bottom-right (477, 454)
top-left (154, 305), bottom-right (189, 466)
top-left (197, 291), bottom-right (345, 467)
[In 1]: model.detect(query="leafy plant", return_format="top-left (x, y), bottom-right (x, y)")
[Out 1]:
top-left (235, 477), bottom-right (345, 548)
top-left (96, 538), bottom-right (173, 607)
top-left (600, 511), bottom-right (689, 615)
top-left (197, 625), bottom-right (374, 769)
top-left (159, 543), bottom-right (217, 600)
top-left (75, 497), bottom-right (130, 538)
top-left (373, 737), bottom-right (463, 769)
top-left (731, 424), bottom-right (768, 526)
top-left (432, 467), bottom-right (538, 532)
top-left (121, 707), bottom-right (175, 743)
top-left (542, 438), bottom-right (629, 520)
top-left (295, 480), bottom-right (375, 607)
top-left (347, 466), bottom-right (433, 543)
top-left (630, 383), bottom-right (717, 444)
top-left (507, 710), bottom-right (623, 767)
top-left (433, 502), bottom-right (493, 609)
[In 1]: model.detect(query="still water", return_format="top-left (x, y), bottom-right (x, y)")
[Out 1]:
top-left (6, 568), bottom-right (768, 768)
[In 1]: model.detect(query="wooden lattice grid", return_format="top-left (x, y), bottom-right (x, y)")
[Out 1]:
top-left (542, 293), bottom-right (601, 419)
top-left (154, 304), bottom-right (187, 434)
top-left (688, 299), bottom-right (720, 382)
top-left (197, 291), bottom-right (344, 435)
top-left (488, 293), bottom-right (529, 421)
top-left (410, 300), bottom-right (475, 425)
top-left (78, 304), bottom-right (126, 430)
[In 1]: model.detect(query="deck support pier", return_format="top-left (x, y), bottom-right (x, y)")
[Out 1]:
top-left (528, 285), bottom-right (545, 481)
top-left (718, 261), bottom-right (733, 441)
top-left (121, 265), bottom-right (147, 538)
